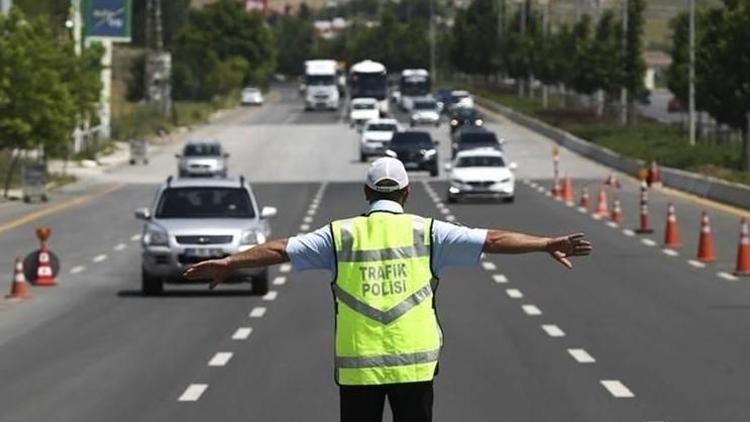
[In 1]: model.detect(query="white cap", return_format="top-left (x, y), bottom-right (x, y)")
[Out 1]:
top-left (366, 157), bottom-right (409, 192)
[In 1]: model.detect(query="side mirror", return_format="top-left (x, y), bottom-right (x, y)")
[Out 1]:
top-left (174, 154), bottom-right (181, 159)
top-left (223, 153), bottom-right (230, 158)
top-left (135, 207), bottom-right (151, 220)
top-left (444, 163), bottom-right (453, 171)
top-left (433, 140), bottom-right (440, 146)
top-left (509, 162), bottom-right (518, 171)
top-left (260, 206), bottom-right (278, 219)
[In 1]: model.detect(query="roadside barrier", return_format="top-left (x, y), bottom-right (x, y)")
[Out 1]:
top-left (5, 257), bottom-right (30, 300)
top-left (594, 187), bottom-right (608, 218)
top-left (734, 218), bottom-right (750, 276)
top-left (578, 186), bottom-right (590, 211)
top-left (696, 212), bottom-right (716, 263)
top-left (635, 181), bottom-right (654, 234)
top-left (611, 198), bottom-right (624, 224)
top-left (664, 204), bottom-right (682, 248)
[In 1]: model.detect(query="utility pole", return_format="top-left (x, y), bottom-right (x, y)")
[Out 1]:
top-left (145, 0), bottom-right (172, 117)
top-left (620, 0), bottom-right (629, 125)
top-left (0, 0), bottom-right (11, 15)
top-left (541, 0), bottom-right (550, 108)
top-left (517, 0), bottom-right (526, 97)
top-left (688, 0), bottom-right (696, 146)
top-left (429, 0), bottom-right (436, 83)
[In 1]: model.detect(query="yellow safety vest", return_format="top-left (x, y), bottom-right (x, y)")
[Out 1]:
top-left (331, 212), bottom-right (442, 385)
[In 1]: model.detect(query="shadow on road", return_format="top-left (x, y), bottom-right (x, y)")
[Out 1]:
top-left (117, 289), bottom-right (258, 298)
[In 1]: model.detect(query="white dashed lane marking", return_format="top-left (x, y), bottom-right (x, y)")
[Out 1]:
top-left (208, 352), bottom-right (233, 367)
top-left (70, 265), bottom-right (86, 274)
top-left (662, 248), bottom-right (679, 256)
top-left (114, 243), bottom-right (127, 251)
top-left (306, 209), bottom-right (316, 216)
top-left (303, 216), bottom-right (313, 223)
top-left (272, 276), bottom-right (287, 286)
top-left (445, 215), bottom-right (456, 222)
top-left (606, 221), bottom-right (619, 228)
top-left (522, 305), bottom-right (542, 316)
top-left (541, 324), bottom-right (565, 337)
top-left (641, 239), bottom-right (657, 247)
top-left (262, 291), bottom-right (278, 301)
top-left (178, 384), bottom-right (208, 402)
top-left (92, 254), bottom-right (107, 263)
top-left (622, 229), bottom-right (635, 237)
top-left (249, 307), bottom-right (267, 318)
top-left (717, 272), bottom-right (738, 281)
top-left (568, 348), bottom-right (596, 363)
top-left (600, 380), bottom-right (635, 398)
top-left (688, 259), bottom-right (706, 268)
top-left (492, 274), bottom-right (508, 283)
top-left (279, 264), bottom-right (292, 273)
top-left (232, 327), bottom-right (253, 340)
top-left (505, 289), bottom-right (523, 299)
top-left (300, 224), bottom-right (310, 231)
top-left (481, 262), bottom-right (497, 271)
top-left (440, 208), bottom-right (450, 215)
top-left (130, 234), bottom-right (141, 242)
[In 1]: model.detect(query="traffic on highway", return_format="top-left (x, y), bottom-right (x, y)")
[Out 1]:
top-left (2, 1), bottom-right (750, 422)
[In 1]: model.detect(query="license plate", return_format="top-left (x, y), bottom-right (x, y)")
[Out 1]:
top-left (184, 248), bottom-right (223, 258)
top-left (404, 162), bottom-right (419, 169)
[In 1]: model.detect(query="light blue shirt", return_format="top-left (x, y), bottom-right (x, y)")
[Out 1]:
top-left (285, 200), bottom-right (488, 277)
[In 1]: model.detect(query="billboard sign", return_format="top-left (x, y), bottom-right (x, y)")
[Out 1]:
top-left (84, 0), bottom-right (132, 41)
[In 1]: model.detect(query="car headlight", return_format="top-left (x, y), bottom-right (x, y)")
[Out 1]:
top-left (385, 149), bottom-right (397, 158)
top-left (422, 148), bottom-right (437, 157)
top-left (450, 119), bottom-right (458, 126)
top-left (240, 229), bottom-right (266, 245)
top-left (450, 178), bottom-right (465, 187)
top-left (475, 119), bottom-right (484, 125)
top-left (499, 177), bottom-right (512, 184)
top-left (144, 225), bottom-right (169, 246)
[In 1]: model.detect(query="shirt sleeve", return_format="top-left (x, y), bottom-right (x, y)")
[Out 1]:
top-left (431, 220), bottom-right (488, 276)
top-left (285, 225), bottom-right (336, 274)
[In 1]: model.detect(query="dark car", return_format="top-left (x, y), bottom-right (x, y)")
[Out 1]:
top-left (385, 131), bottom-right (439, 176)
top-left (451, 127), bottom-right (503, 158)
top-left (449, 107), bottom-right (484, 134)
top-left (435, 89), bottom-right (455, 113)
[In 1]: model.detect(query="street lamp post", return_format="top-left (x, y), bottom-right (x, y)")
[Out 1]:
top-left (688, 0), bottom-right (696, 146)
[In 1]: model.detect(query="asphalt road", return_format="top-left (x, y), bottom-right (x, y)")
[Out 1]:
top-left (0, 84), bottom-right (749, 422)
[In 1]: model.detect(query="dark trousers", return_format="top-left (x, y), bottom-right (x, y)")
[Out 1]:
top-left (339, 381), bottom-right (433, 422)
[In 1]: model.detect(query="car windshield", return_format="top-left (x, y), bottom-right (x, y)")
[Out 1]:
top-left (306, 75), bottom-right (335, 86)
top-left (392, 133), bottom-right (433, 147)
top-left (243, 88), bottom-right (259, 94)
top-left (353, 102), bottom-right (376, 110)
top-left (184, 143), bottom-right (221, 157)
top-left (414, 101), bottom-right (437, 110)
top-left (367, 123), bottom-right (396, 132)
top-left (155, 188), bottom-right (255, 219)
top-left (351, 72), bottom-right (388, 100)
top-left (459, 133), bottom-right (498, 145)
top-left (453, 108), bottom-right (479, 119)
top-left (457, 156), bottom-right (505, 167)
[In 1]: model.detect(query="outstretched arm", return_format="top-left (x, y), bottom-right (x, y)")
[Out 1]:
top-left (482, 230), bottom-right (591, 269)
top-left (184, 238), bottom-right (290, 289)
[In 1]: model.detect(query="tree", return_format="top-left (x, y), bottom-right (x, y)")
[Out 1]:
top-left (666, 11), bottom-right (689, 105)
top-left (622, 0), bottom-right (647, 119)
top-left (450, 0), bottom-right (498, 77)
top-left (274, 14), bottom-right (315, 75)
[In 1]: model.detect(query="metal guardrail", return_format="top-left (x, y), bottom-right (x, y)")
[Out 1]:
top-left (477, 96), bottom-right (750, 211)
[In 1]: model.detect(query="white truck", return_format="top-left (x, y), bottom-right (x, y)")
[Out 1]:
top-left (303, 59), bottom-right (340, 111)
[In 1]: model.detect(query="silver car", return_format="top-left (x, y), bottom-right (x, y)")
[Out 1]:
top-left (135, 176), bottom-right (277, 295)
top-left (176, 140), bottom-right (229, 178)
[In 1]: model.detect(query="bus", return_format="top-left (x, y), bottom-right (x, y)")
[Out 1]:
top-left (349, 60), bottom-right (389, 116)
top-left (399, 69), bottom-right (431, 111)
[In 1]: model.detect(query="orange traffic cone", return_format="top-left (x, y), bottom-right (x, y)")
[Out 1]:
top-left (6, 257), bottom-right (30, 299)
top-left (594, 187), bottom-right (608, 218)
top-left (635, 181), bottom-right (654, 233)
top-left (562, 176), bottom-right (574, 205)
top-left (578, 186), bottom-right (590, 210)
top-left (696, 211), bottom-right (716, 263)
top-left (610, 199), bottom-right (624, 224)
top-left (664, 203), bottom-right (681, 248)
top-left (35, 243), bottom-right (56, 286)
top-left (647, 160), bottom-right (662, 187)
top-left (734, 218), bottom-right (750, 276)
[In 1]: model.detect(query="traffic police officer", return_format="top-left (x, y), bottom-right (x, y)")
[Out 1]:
top-left (185, 157), bottom-right (592, 422)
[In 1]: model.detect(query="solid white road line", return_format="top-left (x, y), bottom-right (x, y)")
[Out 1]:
top-left (232, 327), bottom-right (253, 340)
top-left (208, 352), bottom-right (233, 367)
top-left (445, 215), bottom-right (456, 222)
top-left (717, 272), bottom-right (738, 281)
top-left (178, 384), bottom-right (208, 402)
top-left (482, 261), bottom-right (497, 271)
top-left (600, 380), bottom-right (635, 398)
top-left (541, 324), bottom-right (565, 337)
top-left (641, 239), bottom-right (657, 247)
top-left (114, 243), bottom-right (127, 251)
top-left (249, 307), bottom-right (267, 318)
top-left (272, 276), bottom-right (287, 286)
top-left (92, 254), bottom-right (108, 263)
top-left (262, 290), bottom-right (278, 301)
top-left (622, 229), bottom-right (636, 237)
top-left (130, 234), bottom-right (141, 242)
top-left (279, 263), bottom-right (292, 273)
top-left (492, 274), bottom-right (508, 283)
top-left (568, 348), bottom-right (596, 363)
top-left (662, 248), bottom-right (679, 256)
top-left (505, 288), bottom-right (523, 299)
top-left (688, 259), bottom-right (706, 268)
top-left (522, 305), bottom-right (542, 316)
top-left (70, 265), bottom-right (86, 274)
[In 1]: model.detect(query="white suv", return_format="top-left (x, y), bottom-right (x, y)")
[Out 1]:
top-left (359, 118), bottom-right (401, 162)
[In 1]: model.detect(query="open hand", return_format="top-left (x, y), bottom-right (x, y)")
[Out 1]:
top-left (545, 233), bottom-right (592, 269)
top-left (183, 258), bottom-right (231, 289)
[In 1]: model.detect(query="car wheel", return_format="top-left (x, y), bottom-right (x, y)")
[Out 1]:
top-left (360, 152), bottom-right (367, 163)
top-left (129, 159), bottom-right (136, 165)
top-left (142, 268), bottom-right (163, 295)
top-left (503, 196), bottom-right (515, 204)
top-left (429, 167), bottom-right (439, 177)
top-left (447, 194), bottom-right (457, 204)
top-left (252, 269), bottom-right (269, 295)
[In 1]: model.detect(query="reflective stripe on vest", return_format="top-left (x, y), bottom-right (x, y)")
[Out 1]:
top-left (332, 213), bottom-right (442, 386)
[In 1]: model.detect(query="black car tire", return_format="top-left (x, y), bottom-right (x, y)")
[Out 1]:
top-left (429, 166), bottom-right (439, 177)
top-left (447, 194), bottom-right (457, 204)
top-left (252, 269), bottom-right (269, 295)
top-left (142, 268), bottom-right (163, 295)
top-left (503, 196), bottom-right (515, 204)
top-left (359, 152), bottom-right (367, 163)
